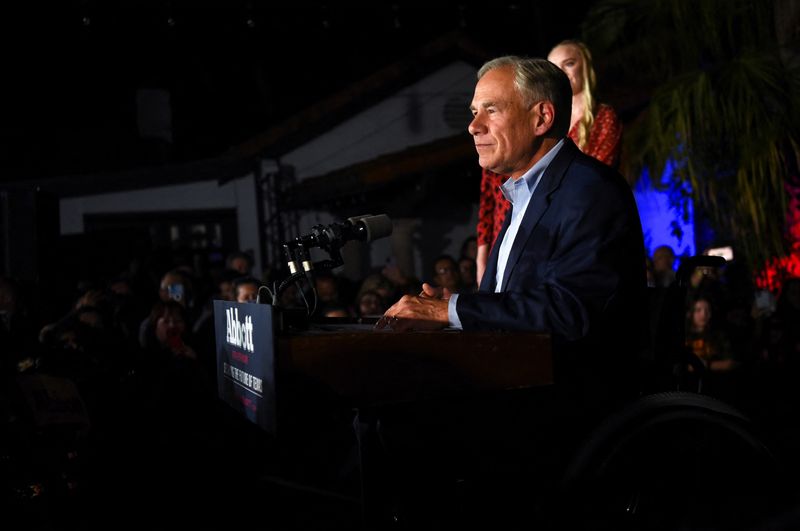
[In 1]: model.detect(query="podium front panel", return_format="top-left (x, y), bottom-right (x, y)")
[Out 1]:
top-left (213, 301), bottom-right (277, 434)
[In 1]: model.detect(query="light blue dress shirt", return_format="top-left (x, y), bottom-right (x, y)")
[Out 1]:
top-left (447, 140), bottom-right (565, 329)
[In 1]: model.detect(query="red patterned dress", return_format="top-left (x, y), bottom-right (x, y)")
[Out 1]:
top-left (477, 104), bottom-right (622, 248)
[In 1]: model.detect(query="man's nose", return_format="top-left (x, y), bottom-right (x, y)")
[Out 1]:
top-left (468, 114), bottom-right (484, 135)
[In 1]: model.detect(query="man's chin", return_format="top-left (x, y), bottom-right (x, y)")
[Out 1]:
top-left (478, 158), bottom-right (498, 172)
top-left (482, 164), bottom-right (504, 175)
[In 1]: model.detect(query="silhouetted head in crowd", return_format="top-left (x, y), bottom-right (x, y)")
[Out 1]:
top-left (433, 255), bottom-right (462, 293)
top-left (226, 251), bottom-right (254, 276)
top-left (358, 273), bottom-right (395, 306)
top-left (652, 245), bottom-right (677, 286)
top-left (358, 290), bottom-right (385, 317)
top-left (315, 272), bottom-right (340, 305)
top-left (688, 296), bottom-right (714, 333)
top-left (460, 236), bottom-right (478, 262)
top-left (146, 300), bottom-right (196, 359)
top-left (234, 276), bottom-right (261, 303)
top-left (458, 256), bottom-right (478, 291)
top-left (216, 269), bottom-right (240, 301)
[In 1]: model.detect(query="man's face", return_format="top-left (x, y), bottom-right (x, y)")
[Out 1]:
top-left (469, 66), bottom-right (540, 179)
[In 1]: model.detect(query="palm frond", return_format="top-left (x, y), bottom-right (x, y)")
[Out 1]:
top-left (584, 0), bottom-right (800, 271)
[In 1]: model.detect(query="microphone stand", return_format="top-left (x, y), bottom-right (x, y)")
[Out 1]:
top-left (269, 214), bottom-right (391, 328)
top-left (273, 237), bottom-right (346, 320)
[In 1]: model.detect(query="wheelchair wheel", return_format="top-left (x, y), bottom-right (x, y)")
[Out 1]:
top-left (555, 392), bottom-right (787, 531)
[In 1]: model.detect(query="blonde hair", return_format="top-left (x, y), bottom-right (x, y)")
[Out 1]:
top-left (551, 40), bottom-right (597, 150)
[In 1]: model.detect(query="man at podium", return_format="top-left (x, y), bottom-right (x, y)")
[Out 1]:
top-left (378, 55), bottom-right (647, 410)
top-left (367, 54), bottom-right (648, 528)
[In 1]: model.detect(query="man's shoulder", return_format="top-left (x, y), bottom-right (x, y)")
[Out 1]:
top-left (563, 144), bottom-right (621, 183)
top-left (555, 138), bottom-right (613, 171)
top-left (542, 139), bottom-right (612, 194)
top-left (554, 145), bottom-right (634, 210)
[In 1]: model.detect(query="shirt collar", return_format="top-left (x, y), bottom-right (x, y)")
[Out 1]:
top-left (500, 139), bottom-right (565, 204)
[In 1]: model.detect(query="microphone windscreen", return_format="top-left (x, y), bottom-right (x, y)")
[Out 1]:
top-left (349, 214), bottom-right (393, 242)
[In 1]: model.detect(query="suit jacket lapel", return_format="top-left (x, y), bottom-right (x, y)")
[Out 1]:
top-left (479, 210), bottom-right (512, 292)
top-left (499, 139), bottom-right (579, 292)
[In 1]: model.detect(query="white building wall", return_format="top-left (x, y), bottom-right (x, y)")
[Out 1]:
top-left (59, 173), bottom-right (262, 274)
top-left (58, 61), bottom-right (479, 283)
top-left (284, 61), bottom-right (476, 181)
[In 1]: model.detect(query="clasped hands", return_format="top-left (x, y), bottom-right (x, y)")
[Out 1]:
top-left (374, 283), bottom-right (451, 332)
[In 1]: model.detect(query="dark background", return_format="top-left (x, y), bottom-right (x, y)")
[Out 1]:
top-left (3, 5), bottom-right (800, 530)
top-left (1, 2), bottom-right (596, 183)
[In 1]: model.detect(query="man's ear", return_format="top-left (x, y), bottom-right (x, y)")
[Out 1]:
top-left (532, 101), bottom-right (556, 136)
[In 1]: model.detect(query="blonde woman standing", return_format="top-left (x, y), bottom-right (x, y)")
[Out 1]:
top-left (547, 39), bottom-right (622, 166)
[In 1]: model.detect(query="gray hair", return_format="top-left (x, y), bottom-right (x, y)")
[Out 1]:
top-left (477, 56), bottom-right (572, 137)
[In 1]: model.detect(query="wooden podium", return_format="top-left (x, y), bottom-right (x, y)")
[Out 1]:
top-left (214, 304), bottom-right (555, 529)
top-left (214, 300), bottom-right (553, 432)
top-left (273, 323), bottom-right (554, 529)
top-left (277, 325), bottom-right (553, 407)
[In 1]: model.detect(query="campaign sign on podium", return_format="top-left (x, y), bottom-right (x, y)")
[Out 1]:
top-left (213, 301), bottom-right (276, 434)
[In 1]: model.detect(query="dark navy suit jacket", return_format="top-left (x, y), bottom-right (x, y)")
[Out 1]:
top-left (458, 139), bottom-right (647, 404)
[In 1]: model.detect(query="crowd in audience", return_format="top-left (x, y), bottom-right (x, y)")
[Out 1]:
top-left (1, 238), bottom-right (799, 528)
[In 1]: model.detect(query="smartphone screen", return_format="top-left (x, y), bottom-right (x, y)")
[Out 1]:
top-left (167, 283), bottom-right (184, 302)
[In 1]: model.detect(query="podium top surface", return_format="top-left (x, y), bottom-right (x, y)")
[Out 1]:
top-left (277, 326), bottom-right (553, 407)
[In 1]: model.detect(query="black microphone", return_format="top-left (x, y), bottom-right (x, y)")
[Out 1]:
top-left (278, 215), bottom-right (392, 308)
top-left (344, 214), bottom-right (393, 243)
top-left (291, 214), bottom-right (393, 251)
